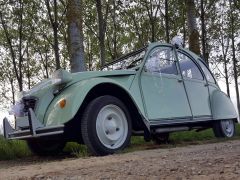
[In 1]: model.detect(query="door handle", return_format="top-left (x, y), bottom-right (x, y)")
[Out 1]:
top-left (204, 83), bottom-right (209, 87)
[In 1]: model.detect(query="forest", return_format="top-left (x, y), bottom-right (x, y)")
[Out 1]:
top-left (0, 0), bottom-right (239, 114)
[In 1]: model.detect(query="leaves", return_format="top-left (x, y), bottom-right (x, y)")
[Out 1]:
top-left (0, 0), bottom-right (239, 107)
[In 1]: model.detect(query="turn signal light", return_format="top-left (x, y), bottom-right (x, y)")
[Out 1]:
top-left (59, 99), bottom-right (66, 109)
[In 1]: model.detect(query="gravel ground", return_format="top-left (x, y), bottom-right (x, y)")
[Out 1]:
top-left (0, 140), bottom-right (240, 180)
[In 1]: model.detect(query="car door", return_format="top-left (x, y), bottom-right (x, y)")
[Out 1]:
top-left (140, 45), bottom-right (192, 125)
top-left (177, 50), bottom-right (212, 120)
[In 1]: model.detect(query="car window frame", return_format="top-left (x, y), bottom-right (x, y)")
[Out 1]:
top-left (197, 58), bottom-right (217, 84)
top-left (176, 50), bottom-right (205, 82)
top-left (143, 45), bottom-right (180, 77)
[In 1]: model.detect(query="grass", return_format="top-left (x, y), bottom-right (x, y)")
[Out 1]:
top-left (0, 135), bottom-right (31, 160)
top-left (64, 142), bottom-right (89, 157)
top-left (0, 124), bottom-right (240, 160)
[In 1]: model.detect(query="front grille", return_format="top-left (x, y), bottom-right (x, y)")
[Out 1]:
top-left (22, 97), bottom-right (37, 112)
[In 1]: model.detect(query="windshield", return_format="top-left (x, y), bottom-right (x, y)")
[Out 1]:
top-left (103, 47), bottom-right (146, 70)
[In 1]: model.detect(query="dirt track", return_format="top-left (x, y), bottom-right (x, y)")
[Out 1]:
top-left (1, 140), bottom-right (240, 180)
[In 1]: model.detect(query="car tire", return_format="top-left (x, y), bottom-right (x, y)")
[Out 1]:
top-left (27, 139), bottom-right (66, 156)
top-left (152, 133), bottom-right (169, 144)
top-left (81, 95), bottom-right (132, 156)
top-left (213, 119), bottom-right (235, 138)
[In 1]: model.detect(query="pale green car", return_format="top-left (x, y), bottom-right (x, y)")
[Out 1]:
top-left (3, 42), bottom-right (238, 156)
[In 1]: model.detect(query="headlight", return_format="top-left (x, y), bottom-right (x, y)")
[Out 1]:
top-left (9, 102), bottom-right (24, 117)
top-left (51, 69), bottom-right (72, 85)
top-left (51, 78), bottom-right (62, 85)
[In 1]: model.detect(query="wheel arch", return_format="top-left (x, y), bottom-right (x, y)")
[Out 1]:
top-left (73, 83), bottom-right (147, 132)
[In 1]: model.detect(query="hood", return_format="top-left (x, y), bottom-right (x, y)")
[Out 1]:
top-left (22, 70), bottom-right (136, 98)
top-left (69, 70), bottom-right (137, 85)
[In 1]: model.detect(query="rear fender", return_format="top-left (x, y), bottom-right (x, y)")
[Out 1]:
top-left (211, 90), bottom-right (238, 120)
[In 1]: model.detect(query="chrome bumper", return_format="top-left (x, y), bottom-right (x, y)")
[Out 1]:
top-left (3, 108), bottom-right (64, 140)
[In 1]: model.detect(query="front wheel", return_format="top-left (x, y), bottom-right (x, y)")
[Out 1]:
top-left (213, 119), bottom-right (235, 138)
top-left (81, 95), bottom-right (132, 156)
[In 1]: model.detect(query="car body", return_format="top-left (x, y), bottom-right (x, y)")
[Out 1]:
top-left (3, 42), bottom-right (238, 156)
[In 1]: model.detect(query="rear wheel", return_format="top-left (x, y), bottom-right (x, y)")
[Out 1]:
top-left (27, 139), bottom-right (66, 156)
top-left (81, 95), bottom-right (132, 156)
top-left (213, 119), bottom-right (235, 138)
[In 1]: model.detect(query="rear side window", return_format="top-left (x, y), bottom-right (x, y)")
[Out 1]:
top-left (177, 52), bottom-right (203, 80)
top-left (198, 60), bottom-right (215, 83)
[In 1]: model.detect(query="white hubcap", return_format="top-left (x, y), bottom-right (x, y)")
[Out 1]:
top-left (96, 104), bottom-right (128, 149)
top-left (221, 120), bottom-right (234, 137)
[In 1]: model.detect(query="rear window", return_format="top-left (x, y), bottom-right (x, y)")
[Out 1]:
top-left (198, 60), bottom-right (215, 83)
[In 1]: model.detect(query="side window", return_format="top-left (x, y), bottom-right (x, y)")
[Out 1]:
top-left (198, 60), bottom-right (215, 83)
top-left (145, 47), bottom-right (178, 75)
top-left (178, 52), bottom-right (203, 80)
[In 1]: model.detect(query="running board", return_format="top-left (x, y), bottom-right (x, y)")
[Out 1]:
top-left (154, 127), bottom-right (189, 133)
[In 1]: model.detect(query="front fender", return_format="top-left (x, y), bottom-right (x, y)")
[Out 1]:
top-left (44, 77), bottom-right (135, 126)
top-left (211, 90), bottom-right (238, 120)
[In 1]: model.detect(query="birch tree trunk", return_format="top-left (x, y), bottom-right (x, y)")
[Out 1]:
top-left (67, 0), bottom-right (86, 72)
top-left (186, 0), bottom-right (200, 55)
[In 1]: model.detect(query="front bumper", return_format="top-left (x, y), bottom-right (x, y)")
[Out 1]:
top-left (3, 108), bottom-right (64, 140)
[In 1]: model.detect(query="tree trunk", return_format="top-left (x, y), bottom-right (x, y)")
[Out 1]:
top-left (200, 0), bottom-right (207, 64)
top-left (95, 0), bottom-right (108, 68)
top-left (224, 58), bottom-right (230, 97)
top-left (112, 0), bottom-right (117, 59)
top-left (10, 78), bottom-right (15, 105)
top-left (53, 0), bottom-right (60, 69)
top-left (186, 0), bottom-right (200, 55)
top-left (18, 0), bottom-right (23, 91)
top-left (45, 0), bottom-right (61, 70)
top-left (165, 0), bottom-right (170, 43)
top-left (230, 2), bottom-right (240, 115)
top-left (220, 34), bottom-right (230, 97)
top-left (26, 43), bottom-right (31, 89)
top-left (67, 0), bottom-right (86, 72)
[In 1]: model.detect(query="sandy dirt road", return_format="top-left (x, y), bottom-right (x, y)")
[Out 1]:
top-left (0, 140), bottom-right (240, 180)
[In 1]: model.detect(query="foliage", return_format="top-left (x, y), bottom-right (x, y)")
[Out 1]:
top-left (0, 0), bottom-right (239, 105)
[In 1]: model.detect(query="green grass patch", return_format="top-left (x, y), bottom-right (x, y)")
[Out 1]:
top-left (64, 142), bottom-right (89, 157)
top-left (0, 135), bottom-right (31, 160)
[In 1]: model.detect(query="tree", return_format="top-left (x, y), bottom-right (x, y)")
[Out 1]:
top-left (0, 0), bottom-right (35, 91)
top-left (229, 0), bottom-right (240, 114)
top-left (45, 0), bottom-right (61, 70)
top-left (95, 0), bottom-right (109, 67)
top-left (200, 0), bottom-right (207, 63)
top-left (165, 0), bottom-right (170, 43)
top-left (185, 0), bottom-right (200, 55)
top-left (66, 0), bottom-right (86, 72)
